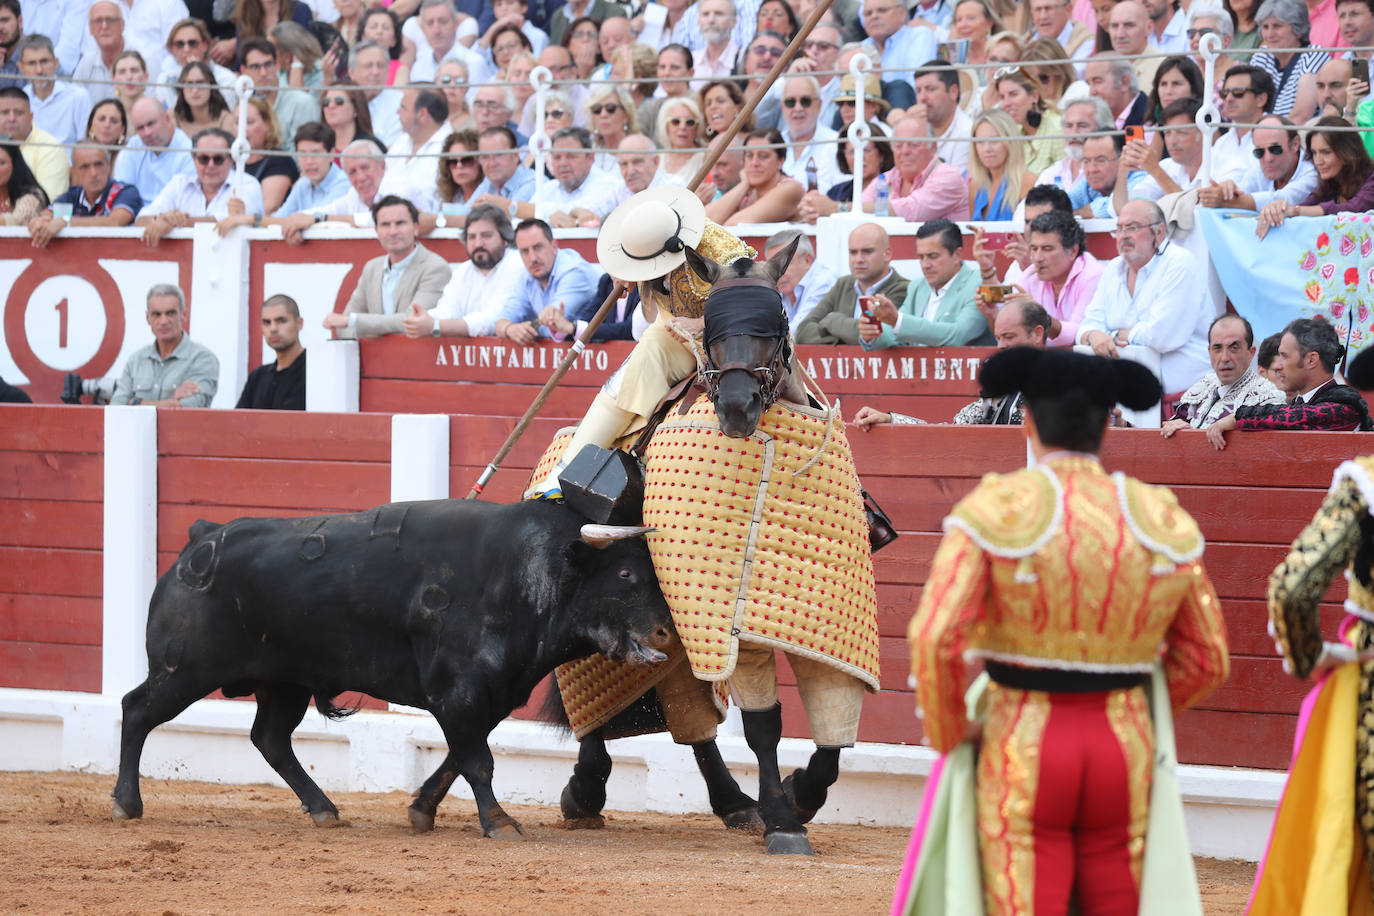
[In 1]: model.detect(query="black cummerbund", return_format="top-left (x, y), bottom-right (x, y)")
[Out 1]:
top-left (985, 660), bottom-right (1149, 694)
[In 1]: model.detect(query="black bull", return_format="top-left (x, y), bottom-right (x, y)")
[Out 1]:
top-left (111, 499), bottom-right (674, 838)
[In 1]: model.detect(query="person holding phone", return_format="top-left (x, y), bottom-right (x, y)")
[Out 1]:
top-left (795, 222), bottom-right (910, 346)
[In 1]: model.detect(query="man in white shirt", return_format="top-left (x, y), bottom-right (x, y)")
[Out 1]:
top-left (115, 97), bottom-right (195, 203)
top-left (1117, 98), bottom-right (1205, 207)
top-left (532, 126), bottom-right (623, 226)
top-left (135, 128), bottom-right (265, 246)
top-left (78, 0), bottom-right (189, 81)
top-left (779, 74), bottom-right (839, 194)
top-left (1212, 64), bottom-right (1275, 182)
top-left (611, 132), bottom-right (685, 205)
top-left (409, 0), bottom-right (489, 84)
top-left (274, 138), bottom-right (391, 241)
top-left (859, 0), bottom-right (936, 107)
top-left (350, 41), bottom-right (404, 146)
top-left (691, 0), bottom-right (739, 88)
top-left (764, 229), bottom-right (837, 334)
top-left (783, 24), bottom-right (844, 127)
top-left (20, 0), bottom-right (87, 76)
top-left (1199, 114), bottom-right (1318, 210)
top-left (1142, 0), bottom-right (1189, 54)
top-left (914, 60), bottom-right (971, 175)
top-left (378, 86), bottom-right (452, 208)
top-left (404, 203), bottom-right (526, 338)
top-left (18, 35), bottom-right (90, 146)
top-left (1078, 199), bottom-right (1212, 397)
top-left (72, 1), bottom-right (125, 103)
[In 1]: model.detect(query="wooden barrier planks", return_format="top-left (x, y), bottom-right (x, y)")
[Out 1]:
top-left (0, 406), bottom-right (104, 691)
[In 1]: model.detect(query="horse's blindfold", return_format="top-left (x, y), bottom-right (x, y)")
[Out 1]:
top-left (703, 285), bottom-right (789, 351)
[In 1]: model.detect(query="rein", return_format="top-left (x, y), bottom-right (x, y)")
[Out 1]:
top-left (699, 277), bottom-right (793, 410)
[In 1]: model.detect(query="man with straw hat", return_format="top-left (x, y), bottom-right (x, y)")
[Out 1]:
top-left (526, 186), bottom-right (755, 498)
top-left (832, 71), bottom-right (891, 133)
top-left (895, 346), bottom-right (1229, 915)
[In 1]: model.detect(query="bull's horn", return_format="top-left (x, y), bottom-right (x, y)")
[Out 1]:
top-left (580, 524), bottom-right (657, 549)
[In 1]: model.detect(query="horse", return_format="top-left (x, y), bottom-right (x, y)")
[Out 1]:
top-left (548, 237), bottom-right (880, 856)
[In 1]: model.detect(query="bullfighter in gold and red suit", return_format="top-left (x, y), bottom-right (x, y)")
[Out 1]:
top-left (898, 347), bottom-right (1230, 916)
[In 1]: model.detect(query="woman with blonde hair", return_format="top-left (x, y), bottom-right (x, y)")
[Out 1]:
top-left (656, 96), bottom-right (707, 182)
top-left (951, 0), bottom-right (1002, 70)
top-left (436, 60), bottom-right (475, 133)
top-left (112, 51), bottom-right (150, 114)
top-left (586, 84), bottom-right (637, 172)
top-left (1021, 38), bottom-right (1082, 108)
top-left (994, 65), bottom-right (1063, 173)
top-left (505, 51), bottom-right (538, 130)
top-left (270, 21), bottom-right (327, 91)
top-left (239, 95), bottom-right (299, 214)
top-left (979, 31), bottom-right (1026, 110)
top-left (609, 42), bottom-right (657, 110)
top-left (967, 109), bottom-right (1038, 220)
top-left (523, 90), bottom-right (575, 169)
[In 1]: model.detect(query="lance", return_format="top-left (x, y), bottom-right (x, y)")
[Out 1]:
top-left (466, 0), bottom-right (840, 498)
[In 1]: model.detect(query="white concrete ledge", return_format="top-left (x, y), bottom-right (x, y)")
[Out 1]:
top-left (0, 687), bottom-right (1277, 859)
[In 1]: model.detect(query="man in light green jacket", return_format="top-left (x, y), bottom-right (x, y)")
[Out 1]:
top-left (859, 218), bottom-right (993, 350)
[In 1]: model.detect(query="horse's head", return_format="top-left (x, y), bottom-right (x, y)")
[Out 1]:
top-left (687, 236), bottom-right (799, 438)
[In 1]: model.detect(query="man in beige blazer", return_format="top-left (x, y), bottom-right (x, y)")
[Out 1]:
top-left (323, 195), bottom-right (453, 339)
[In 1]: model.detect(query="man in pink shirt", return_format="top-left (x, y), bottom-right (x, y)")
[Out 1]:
top-left (1017, 210), bottom-right (1103, 347)
top-left (860, 115), bottom-right (969, 221)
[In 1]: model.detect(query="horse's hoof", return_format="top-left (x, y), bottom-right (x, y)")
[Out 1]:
top-left (764, 830), bottom-right (815, 856)
top-left (111, 799), bottom-right (142, 821)
top-left (782, 771), bottom-right (819, 825)
top-left (719, 805), bottom-right (765, 834)
top-left (559, 783), bottom-right (604, 821)
top-left (408, 806), bottom-right (436, 833)
top-left (560, 815), bottom-right (606, 830)
top-left (485, 821), bottom-right (527, 841)
top-left (309, 809), bottom-right (341, 827)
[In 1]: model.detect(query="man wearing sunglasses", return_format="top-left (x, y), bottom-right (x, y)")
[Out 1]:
top-left (135, 128), bottom-right (265, 247)
top-left (1198, 114), bottom-right (1317, 211)
top-left (782, 24), bottom-right (843, 125)
top-left (778, 74), bottom-right (839, 196)
top-left (858, 0), bottom-right (934, 110)
top-left (1211, 64), bottom-right (1275, 182)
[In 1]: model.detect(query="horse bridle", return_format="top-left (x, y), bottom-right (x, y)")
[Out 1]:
top-left (699, 277), bottom-right (792, 409)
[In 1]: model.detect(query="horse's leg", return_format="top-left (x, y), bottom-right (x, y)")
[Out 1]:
top-left (560, 728), bottom-right (613, 829)
top-left (741, 702), bottom-right (813, 855)
top-left (782, 654), bottom-right (867, 825)
top-left (691, 739), bottom-right (764, 832)
top-left (782, 747), bottom-right (842, 824)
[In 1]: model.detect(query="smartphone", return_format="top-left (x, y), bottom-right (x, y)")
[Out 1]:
top-left (1124, 124), bottom-right (1145, 143)
top-left (1354, 58), bottom-right (1369, 86)
top-left (978, 285), bottom-right (1015, 304)
top-left (859, 295), bottom-right (877, 319)
top-left (980, 232), bottom-right (1013, 251)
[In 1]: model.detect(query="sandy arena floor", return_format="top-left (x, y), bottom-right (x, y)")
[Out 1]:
top-left (0, 771), bottom-right (1254, 914)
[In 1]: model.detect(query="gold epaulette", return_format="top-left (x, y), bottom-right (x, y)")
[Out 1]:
top-left (1113, 473), bottom-right (1204, 573)
top-left (1330, 456), bottom-right (1374, 511)
top-left (944, 467), bottom-right (1062, 560)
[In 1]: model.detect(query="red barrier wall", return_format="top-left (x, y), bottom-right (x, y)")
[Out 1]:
top-left (0, 406), bottom-right (103, 692)
top-left (360, 338), bottom-right (991, 423)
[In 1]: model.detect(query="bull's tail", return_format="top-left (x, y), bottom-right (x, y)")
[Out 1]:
top-left (314, 692), bottom-right (361, 721)
top-left (538, 681), bottom-right (572, 734)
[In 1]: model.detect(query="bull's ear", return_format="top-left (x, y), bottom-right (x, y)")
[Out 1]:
top-left (762, 234), bottom-right (800, 284)
top-left (682, 246), bottom-right (720, 286)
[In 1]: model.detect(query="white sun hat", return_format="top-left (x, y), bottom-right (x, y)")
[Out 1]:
top-left (596, 185), bottom-right (707, 282)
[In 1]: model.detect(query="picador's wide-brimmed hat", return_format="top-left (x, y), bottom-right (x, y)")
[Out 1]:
top-left (597, 186), bottom-right (707, 282)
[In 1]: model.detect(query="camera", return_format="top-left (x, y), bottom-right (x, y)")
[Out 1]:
top-left (60, 373), bottom-right (116, 405)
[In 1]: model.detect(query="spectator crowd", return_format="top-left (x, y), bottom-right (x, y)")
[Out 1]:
top-left (1, 0), bottom-right (1372, 431)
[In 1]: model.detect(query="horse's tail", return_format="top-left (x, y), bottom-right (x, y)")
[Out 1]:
top-left (539, 681), bottom-right (573, 734)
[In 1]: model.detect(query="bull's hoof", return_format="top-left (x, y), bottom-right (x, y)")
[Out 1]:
top-left (560, 815), bottom-right (606, 830)
top-left (309, 809), bottom-right (342, 827)
top-left (719, 805), bottom-right (765, 834)
top-left (407, 806), bottom-right (436, 833)
top-left (764, 830), bottom-right (815, 856)
top-left (484, 820), bottom-right (527, 841)
top-left (781, 771), bottom-right (820, 825)
top-left (111, 799), bottom-right (142, 821)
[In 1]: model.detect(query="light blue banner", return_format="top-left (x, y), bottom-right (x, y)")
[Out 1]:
top-left (1198, 208), bottom-right (1374, 355)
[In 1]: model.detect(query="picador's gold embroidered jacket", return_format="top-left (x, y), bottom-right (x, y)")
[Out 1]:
top-left (908, 455), bottom-right (1231, 752)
